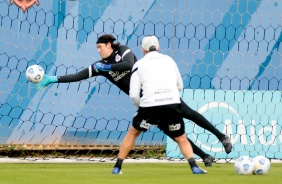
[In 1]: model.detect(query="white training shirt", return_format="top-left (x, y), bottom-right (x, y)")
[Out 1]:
top-left (130, 51), bottom-right (183, 108)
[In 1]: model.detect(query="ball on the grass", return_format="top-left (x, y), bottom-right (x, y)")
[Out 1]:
top-left (252, 155), bottom-right (270, 175)
top-left (26, 65), bottom-right (44, 83)
top-left (234, 156), bottom-right (254, 175)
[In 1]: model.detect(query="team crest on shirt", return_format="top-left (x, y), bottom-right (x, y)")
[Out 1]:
top-left (115, 54), bottom-right (121, 62)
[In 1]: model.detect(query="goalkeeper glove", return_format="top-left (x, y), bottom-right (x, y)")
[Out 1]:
top-left (36, 74), bottom-right (58, 91)
top-left (94, 62), bottom-right (112, 71)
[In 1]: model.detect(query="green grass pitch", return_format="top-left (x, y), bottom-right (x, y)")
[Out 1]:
top-left (0, 163), bottom-right (280, 184)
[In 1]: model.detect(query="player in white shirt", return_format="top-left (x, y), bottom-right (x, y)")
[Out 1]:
top-left (112, 35), bottom-right (207, 175)
top-left (129, 47), bottom-right (183, 107)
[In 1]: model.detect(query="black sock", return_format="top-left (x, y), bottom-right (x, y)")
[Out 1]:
top-left (188, 157), bottom-right (198, 168)
top-left (114, 158), bottom-right (124, 169)
top-left (188, 138), bottom-right (209, 159)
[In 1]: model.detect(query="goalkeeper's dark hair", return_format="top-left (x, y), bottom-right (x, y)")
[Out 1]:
top-left (96, 34), bottom-right (121, 50)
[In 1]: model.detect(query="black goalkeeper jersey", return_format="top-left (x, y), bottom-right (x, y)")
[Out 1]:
top-left (57, 45), bottom-right (137, 95)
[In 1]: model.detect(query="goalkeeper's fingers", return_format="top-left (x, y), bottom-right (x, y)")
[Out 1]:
top-left (36, 83), bottom-right (46, 91)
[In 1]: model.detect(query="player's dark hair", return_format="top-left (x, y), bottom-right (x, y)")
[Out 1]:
top-left (148, 46), bottom-right (156, 52)
top-left (96, 34), bottom-right (120, 50)
top-left (141, 35), bottom-right (157, 52)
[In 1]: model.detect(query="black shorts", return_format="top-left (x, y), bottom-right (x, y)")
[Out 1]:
top-left (132, 104), bottom-right (185, 138)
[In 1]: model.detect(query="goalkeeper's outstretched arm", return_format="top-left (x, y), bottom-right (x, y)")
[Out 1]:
top-left (36, 68), bottom-right (91, 91)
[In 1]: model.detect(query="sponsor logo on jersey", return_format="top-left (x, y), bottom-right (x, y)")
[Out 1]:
top-left (169, 123), bottom-right (181, 131)
top-left (155, 97), bottom-right (173, 102)
top-left (155, 88), bottom-right (172, 94)
top-left (109, 70), bottom-right (130, 82)
top-left (10, 0), bottom-right (39, 12)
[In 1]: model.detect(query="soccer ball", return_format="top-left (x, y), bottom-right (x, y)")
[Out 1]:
top-left (26, 65), bottom-right (44, 83)
top-left (252, 155), bottom-right (271, 175)
top-left (234, 156), bottom-right (254, 175)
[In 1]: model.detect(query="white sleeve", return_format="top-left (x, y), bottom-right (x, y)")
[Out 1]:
top-left (129, 64), bottom-right (141, 108)
top-left (175, 63), bottom-right (183, 91)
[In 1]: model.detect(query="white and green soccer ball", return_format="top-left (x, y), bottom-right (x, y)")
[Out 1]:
top-left (26, 65), bottom-right (45, 83)
top-left (252, 155), bottom-right (271, 175)
top-left (234, 156), bottom-right (254, 175)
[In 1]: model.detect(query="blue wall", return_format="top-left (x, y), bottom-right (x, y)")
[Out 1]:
top-left (0, 0), bottom-right (281, 157)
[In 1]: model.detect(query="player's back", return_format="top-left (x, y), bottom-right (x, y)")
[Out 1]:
top-left (136, 51), bottom-right (182, 107)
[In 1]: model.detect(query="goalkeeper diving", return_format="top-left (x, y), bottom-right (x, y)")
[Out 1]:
top-left (37, 34), bottom-right (232, 167)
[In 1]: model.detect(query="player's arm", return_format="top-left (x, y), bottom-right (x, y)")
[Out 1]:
top-left (94, 46), bottom-right (136, 71)
top-left (111, 46), bottom-right (136, 71)
top-left (36, 65), bottom-right (99, 91)
top-left (57, 68), bottom-right (90, 82)
top-left (129, 64), bottom-right (141, 108)
top-left (173, 60), bottom-right (183, 91)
